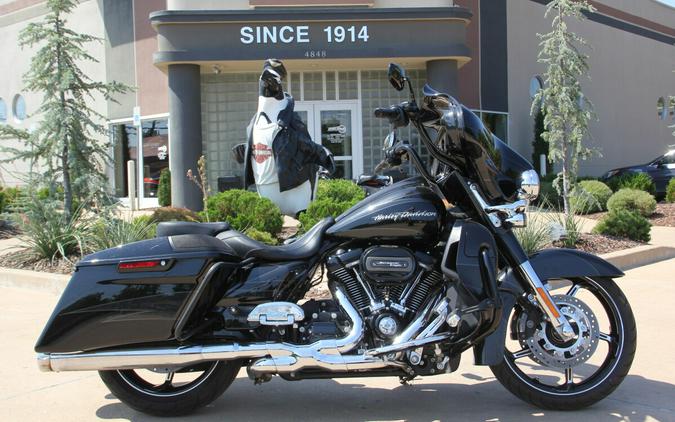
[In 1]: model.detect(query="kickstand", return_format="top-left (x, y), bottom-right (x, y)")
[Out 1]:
top-left (399, 375), bottom-right (416, 385)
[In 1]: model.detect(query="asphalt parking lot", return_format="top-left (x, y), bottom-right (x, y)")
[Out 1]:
top-left (1, 259), bottom-right (674, 422)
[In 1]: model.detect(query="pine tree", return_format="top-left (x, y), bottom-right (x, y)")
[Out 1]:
top-left (532, 0), bottom-right (596, 218)
top-left (0, 0), bottom-right (129, 222)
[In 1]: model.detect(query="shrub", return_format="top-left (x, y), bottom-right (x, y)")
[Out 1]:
top-left (607, 172), bottom-right (655, 194)
top-left (132, 215), bottom-right (157, 238)
top-left (158, 169), bottom-right (171, 207)
top-left (593, 209), bottom-right (651, 242)
top-left (205, 190), bottom-right (283, 236)
top-left (607, 189), bottom-right (656, 217)
top-left (151, 207), bottom-right (201, 223)
top-left (569, 180), bottom-right (612, 214)
top-left (89, 216), bottom-right (156, 250)
top-left (299, 180), bottom-right (365, 233)
top-left (14, 199), bottom-right (91, 261)
top-left (0, 186), bottom-right (23, 213)
top-left (0, 190), bottom-right (5, 214)
top-left (244, 228), bottom-right (278, 245)
top-left (666, 178), bottom-right (675, 203)
top-left (535, 174), bottom-right (562, 209)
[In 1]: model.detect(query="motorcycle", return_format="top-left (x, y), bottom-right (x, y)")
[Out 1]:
top-left (35, 63), bottom-right (636, 416)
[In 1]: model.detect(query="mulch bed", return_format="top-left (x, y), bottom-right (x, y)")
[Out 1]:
top-left (1, 251), bottom-right (76, 274)
top-left (0, 223), bottom-right (20, 240)
top-left (586, 203), bottom-right (675, 227)
top-left (554, 233), bottom-right (644, 255)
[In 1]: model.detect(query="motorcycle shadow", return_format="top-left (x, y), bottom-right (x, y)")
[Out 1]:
top-left (95, 368), bottom-right (675, 422)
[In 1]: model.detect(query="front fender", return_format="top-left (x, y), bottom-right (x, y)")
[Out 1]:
top-left (473, 248), bottom-right (623, 365)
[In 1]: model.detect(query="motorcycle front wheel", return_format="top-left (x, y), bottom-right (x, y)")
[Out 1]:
top-left (99, 360), bottom-right (241, 416)
top-left (490, 277), bottom-right (636, 410)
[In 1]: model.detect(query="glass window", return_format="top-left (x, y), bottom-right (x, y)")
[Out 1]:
top-left (657, 97), bottom-right (665, 120)
top-left (338, 71), bottom-right (358, 100)
top-left (481, 112), bottom-right (508, 143)
top-left (325, 71), bottom-right (336, 101)
top-left (0, 98), bottom-right (6, 124)
top-left (529, 75), bottom-right (543, 99)
top-left (111, 123), bottom-right (139, 197)
top-left (303, 72), bottom-right (323, 101)
top-left (141, 119), bottom-right (169, 198)
top-left (12, 94), bottom-right (26, 122)
top-left (669, 96), bottom-right (675, 120)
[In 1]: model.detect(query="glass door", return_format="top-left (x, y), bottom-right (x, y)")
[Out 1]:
top-left (139, 119), bottom-right (169, 208)
top-left (294, 101), bottom-right (362, 180)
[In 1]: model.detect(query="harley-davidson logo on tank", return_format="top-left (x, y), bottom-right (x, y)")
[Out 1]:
top-left (373, 210), bottom-right (437, 223)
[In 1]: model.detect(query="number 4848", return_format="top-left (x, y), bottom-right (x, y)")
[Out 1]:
top-left (323, 26), bottom-right (369, 43)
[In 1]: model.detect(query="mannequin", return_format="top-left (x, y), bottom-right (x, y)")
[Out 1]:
top-left (247, 59), bottom-right (333, 216)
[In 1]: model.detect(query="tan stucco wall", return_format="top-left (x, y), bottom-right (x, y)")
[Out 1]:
top-left (0, 0), bottom-right (107, 187)
top-left (167, 0), bottom-right (455, 10)
top-left (507, 0), bottom-right (675, 177)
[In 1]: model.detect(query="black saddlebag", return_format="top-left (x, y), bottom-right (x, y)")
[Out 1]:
top-left (35, 235), bottom-right (238, 353)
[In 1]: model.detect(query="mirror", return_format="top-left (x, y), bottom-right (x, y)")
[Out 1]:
top-left (388, 63), bottom-right (407, 91)
top-left (383, 131), bottom-right (396, 150)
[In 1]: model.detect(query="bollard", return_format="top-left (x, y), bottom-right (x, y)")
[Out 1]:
top-left (127, 160), bottom-right (136, 211)
top-left (539, 154), bottom-right (547, 178)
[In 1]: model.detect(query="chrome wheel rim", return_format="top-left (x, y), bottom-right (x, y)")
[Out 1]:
top-left (504, 277), bottom-right (624, 396)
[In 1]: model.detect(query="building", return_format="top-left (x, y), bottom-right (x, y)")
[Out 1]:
top-left (1, 0), bottom-right (674, 210)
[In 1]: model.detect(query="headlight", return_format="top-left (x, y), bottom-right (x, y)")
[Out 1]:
top-left (519, 169), bottom-right (540, 200)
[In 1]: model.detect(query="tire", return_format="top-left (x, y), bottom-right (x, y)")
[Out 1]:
top-left (99, 360), bottom-right (241, 416)
top-left (490, 277), bottom-right (637, 410)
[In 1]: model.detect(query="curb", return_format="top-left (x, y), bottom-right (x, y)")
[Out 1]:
top-left (0, 267), bottom-right (69, 294)
top-left (600, 245), bottom-right (675, 271)
top-left (1, 245), bottom-right (674, 295)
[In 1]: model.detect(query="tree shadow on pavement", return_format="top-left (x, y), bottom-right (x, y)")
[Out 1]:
top-left (96, 371), bottom-right (675, 422)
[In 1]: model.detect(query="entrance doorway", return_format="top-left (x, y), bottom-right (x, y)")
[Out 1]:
top-left (111, 117), bottom-right (170, 209)
top-left (294, 101), bottom-right (363, 180)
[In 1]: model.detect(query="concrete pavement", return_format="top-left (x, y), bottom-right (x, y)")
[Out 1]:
top-left (1, 259), bottom-right (674, 421)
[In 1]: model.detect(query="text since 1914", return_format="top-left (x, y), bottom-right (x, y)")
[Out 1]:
top-left (240, 25), bottom-right (370, 45)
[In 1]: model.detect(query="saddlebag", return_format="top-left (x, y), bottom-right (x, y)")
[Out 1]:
top-left (35, 235), bottom-right (238, 354)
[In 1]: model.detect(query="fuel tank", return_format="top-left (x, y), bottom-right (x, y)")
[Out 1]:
top-left (326, 177), bottom-right (446, 244)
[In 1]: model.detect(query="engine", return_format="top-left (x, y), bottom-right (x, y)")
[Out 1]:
top-left (325, 246), bottom-right (443, 346)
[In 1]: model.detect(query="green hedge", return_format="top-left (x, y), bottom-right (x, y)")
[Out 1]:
top-left (606, 189), bottom-right (656, 217)
top-left (666, 178), bottom-right (675, 203)
top-left (151, 207), bottom-right (201, 223)
top-left (570, 180), bottom-right (612, 214)
top-left (593, 209), bottom-right (651, 242)
top-left (607, 172), bottom-right (655, 194)
top-left (158, 169), bottom-right (171, 207)
top-left (299, 179), bottom-right (365, 233)
top-left (205, 189), bottom-right (283, 236)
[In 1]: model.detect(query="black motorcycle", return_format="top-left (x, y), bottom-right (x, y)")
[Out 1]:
top-left (35, 64), bottom-right (636, 416)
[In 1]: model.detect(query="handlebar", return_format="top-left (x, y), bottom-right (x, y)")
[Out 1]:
top-left (374, 106), bottom-right (402, 120)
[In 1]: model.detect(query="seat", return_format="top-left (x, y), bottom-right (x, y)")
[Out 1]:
top-left (216, 217), bottom-right (335, 261)
top-left (156, 221), bottom-right (231, 238)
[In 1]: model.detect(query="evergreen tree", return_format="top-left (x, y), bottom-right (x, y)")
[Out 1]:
top-left (532, 0), bottom-right (596, 217)
top-left (0, 0), bottom-right (129, 222)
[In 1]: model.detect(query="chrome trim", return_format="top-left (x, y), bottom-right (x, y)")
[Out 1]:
top-left (519, 261), bottom-right (575, 340)
top-left (247, 302), bottom-right (305, 326)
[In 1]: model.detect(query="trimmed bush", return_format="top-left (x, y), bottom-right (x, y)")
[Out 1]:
top-left (666, 178), bottom-right (675, 203)
top-left (205, 189), bottom-right (283, 236)
top-left (593, 209), bottom-right (651, 242)
top-left (299, 179), bottom-right (365, 233)
top-left (569, 180), bottom-right (612, 214)
top-left (158, 169), bottom-right (171, 207)
top-left (0, 190), bottom-right (5, 214)
top-left (0, 186), bottom-right (23, 213)
top-left (607, 172), bottom-right (655, 194)
top-left (151, 207), bottom-right (201, 223)
top-left (244, 228), bottom-right (278, 245)
top-left (607, 189), bottom-right (656, 217)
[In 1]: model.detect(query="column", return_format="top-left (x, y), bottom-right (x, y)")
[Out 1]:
top-left (425, 59), bottom-right (459, 98)
top-left (168, 64), bottom-right (203, 211)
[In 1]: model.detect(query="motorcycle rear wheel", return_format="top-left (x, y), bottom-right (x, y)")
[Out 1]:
top-left (490, 277), bottom-right (636, 410)
top-left (99, 360), bottom-right (240, 416)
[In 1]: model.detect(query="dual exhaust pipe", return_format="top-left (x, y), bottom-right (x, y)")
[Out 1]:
top-left (38, 286), bottom-right (448, 375)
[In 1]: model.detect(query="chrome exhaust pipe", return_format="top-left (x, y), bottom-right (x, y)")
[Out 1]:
top-left (37, 286), bottom-right (403, 374)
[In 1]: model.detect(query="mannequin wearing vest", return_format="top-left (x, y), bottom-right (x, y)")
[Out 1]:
top-left (251, 95), bottom-right (314, 216)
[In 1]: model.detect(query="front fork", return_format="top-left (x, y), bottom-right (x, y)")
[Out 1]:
top-left (468, 183), bottom-right (576, 340)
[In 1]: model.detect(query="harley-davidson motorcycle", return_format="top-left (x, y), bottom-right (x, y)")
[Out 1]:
top-left (35, 64), bottom-right (636, 416)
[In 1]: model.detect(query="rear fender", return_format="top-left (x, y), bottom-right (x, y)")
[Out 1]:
top-left (473, 247), bottom-right (623, 365)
